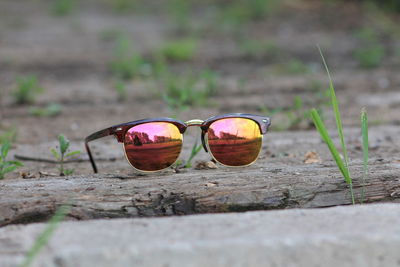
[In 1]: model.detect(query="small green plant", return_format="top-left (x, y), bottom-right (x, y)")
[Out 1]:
top-left (244, 0), bottom-right (279, 20)
top-left (110, 37), bottom-right (148, 80)
top-left (184, 139), bottom-right (203, 168)
top-left (363, 1), bottom-right (400, 37)
top-left (311, 46), bottom-right (355, 204)
top-left (354, 46), bottom-right (385, 69)
top-left (366, 0), bottom-right (400, 12)
top-left (260, 89), bottom-right (330, 132)
top-left (353, 28), bottom-right (385, 68)
top-left (259, 105), bottom-right (283, 117)
top-left (98, 29), bottom-right (123, 42)
top-left (160, 70), bottom-right (218, 113)
top-left (151, 54), bottom-right (169, 79)
top-left (0, 127), bottom-right (17, 144)
top-left (112, 0), bottom-right (136, 13)
top-left (0, 140), bottom-right (23, 179)
top-left (20, 204), bottom-right (71, 267)
top-left (51, 0), bottom-right (75, 16)
top-left (159, 39), bottom-right (197, 61)
top-left (168, 0), bottom-right (191, 32)
top-left (261, 97), bottom-right (306, 131)
top-left (161, 73), bottom-right (199, 112)
top-left (200, 70), bottom-right (219, 96)
top-left (361, 108), bottom-right (369, 203)
top-left (13, 75), bottom-right (43, 104)
top-left (115, 80), bottom-right (127, 102)
top-left (29, 103), bottom-right (62, 117)
top-left (50, 135), bottom-right (81, 176)
top-left (220, 0), bottom-right (280, 25)
top-left (239, 39), bottom-right (279, 59)
top-left (285, 96), bottom-right (311, 130)
top-left (287, 60), bottom-right (311, 74)
top-left (275, 59), bottom-right (311, 75)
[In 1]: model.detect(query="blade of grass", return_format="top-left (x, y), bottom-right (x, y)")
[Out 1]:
top-left (185, 138), bottom-right (202, 168)
top-left (361, 108), bottom-right (369, 203)
top-left (310, 109), bottom-right (350, 182)
top-left (20, 204), bottom-right (71, 267)
top-left (310, 109), bottom-right (355, 204)
top-left (318, 45), bottom-right (350, 169)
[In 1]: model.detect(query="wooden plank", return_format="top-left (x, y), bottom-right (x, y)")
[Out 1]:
top-left (1, 159), bottom-right (399, 226)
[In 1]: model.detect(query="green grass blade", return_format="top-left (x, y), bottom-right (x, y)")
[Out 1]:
top-left (311, 109), bottom-right (355, 204)
top-left (310, 109), bottom-right (351, 183)
top-left (65, 150), bottom-right (81, 157)
top-left (318, 45), bottom-right (350, 169)
top-left (1, 140), bottom-right (10, 158)
top-left (50, 148), bottom-right (60, 160)
top-left (8, 161), bottom-right (24, 167)
top-left (361, 108), bottom-right (369, 203)
top-left (58, 135), bottom-right (69, 155)
top-left (20, 204), bottom-right (71, 267)
top-left (185, 138), bottom-right (202, 168)
top-left (2, 165), bottom-right (17, 174)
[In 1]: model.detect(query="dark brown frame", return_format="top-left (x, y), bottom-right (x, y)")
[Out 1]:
top-left (85, 113), bottom-right (271, 173)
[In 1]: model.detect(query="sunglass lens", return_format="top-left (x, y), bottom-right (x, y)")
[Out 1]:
top-left (207, 118), bottom-right (262, 166)
top-left (124, 122), bottom-right (182, 171)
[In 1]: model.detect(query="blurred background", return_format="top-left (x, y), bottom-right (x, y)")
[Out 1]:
top-left (0, 0), bottom-right (399, 175)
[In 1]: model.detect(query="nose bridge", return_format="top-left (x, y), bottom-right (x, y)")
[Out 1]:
top-left (185, 119), bottom-right (208, 152)
top-left (185, 119), bottom-right (204, 127)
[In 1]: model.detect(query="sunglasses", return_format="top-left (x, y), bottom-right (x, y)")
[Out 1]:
top-left (85, 113), bottom-right (271, 173)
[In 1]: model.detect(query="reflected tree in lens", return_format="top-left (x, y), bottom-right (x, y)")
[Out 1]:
top-left (124, 122), bottom-right (182, 171)
top-left (207, 118), bottom-right (262, 166)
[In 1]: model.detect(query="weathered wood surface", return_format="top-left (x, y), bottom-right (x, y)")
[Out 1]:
top-left (1, 159), bottom-right (400, 226)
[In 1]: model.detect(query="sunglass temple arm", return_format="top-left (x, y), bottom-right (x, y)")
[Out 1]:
top-left (85, 127), bottom-right (119, 173)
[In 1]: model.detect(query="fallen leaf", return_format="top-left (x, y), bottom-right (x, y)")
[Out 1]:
top-left (195, 161), bottom-right (218, 170)
top-left (304, 151), bottom-right (321, 164)
top-left (39, 171), bottom-right (58, 177)
top-left (85, 187), bottom-right (96, 191)
top-left (20, 172), bottom-right (36, 179)
top-left (205, 182), bottom-right (218, 187)
top-left (390, 190), bottom-right (400, 197)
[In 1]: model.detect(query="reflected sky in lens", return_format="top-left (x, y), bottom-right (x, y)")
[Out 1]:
top-left (126, 123), bottom-right (181, 143)
top-left (208, 118), bottom-right (260, 140)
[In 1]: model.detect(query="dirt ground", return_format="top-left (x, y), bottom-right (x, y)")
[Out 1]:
top-left (1, 0), bottom-right (400, 220)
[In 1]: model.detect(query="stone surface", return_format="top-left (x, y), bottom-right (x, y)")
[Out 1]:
top-left (2, 204), bottom-right (400, 267)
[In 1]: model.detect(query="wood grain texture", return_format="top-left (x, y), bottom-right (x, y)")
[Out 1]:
top-left (1, 159), bottom-right (399, 226)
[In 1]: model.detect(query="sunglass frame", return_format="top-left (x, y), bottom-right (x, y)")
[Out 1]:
top-left (85, 113), bottom-right (271, 173)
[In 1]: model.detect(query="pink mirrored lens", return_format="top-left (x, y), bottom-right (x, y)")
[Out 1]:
top-left (124, 122), bottom-right (182, 171)
top-left (207, 118), bottom-right (262, 166)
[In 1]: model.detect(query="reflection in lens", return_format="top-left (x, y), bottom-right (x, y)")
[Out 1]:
top-left (124, 122), bottom-right (182, 171)
top-left (207, 118), bottom-right (262, 166)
